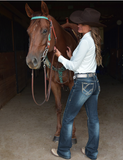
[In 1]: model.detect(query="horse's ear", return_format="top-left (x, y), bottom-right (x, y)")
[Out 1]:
top-left (25, 3), bottom-right (34, 18)
top-left (41, 1), bottom-right (49, 16)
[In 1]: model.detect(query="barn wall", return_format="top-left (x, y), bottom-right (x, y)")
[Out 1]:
top-left (0, 12), bottom-right (16, 108)
top-left (0, 52), bottom-right (16, 107)
top-left (13, 21), bottom-right (28, 93)
top-left (0, 4), bottom-right (29, 108)
top-left (104, 24), bottom-right (123, 81)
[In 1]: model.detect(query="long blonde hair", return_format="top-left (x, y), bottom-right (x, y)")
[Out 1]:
top-left (91, 27), bottom-right (102, 66)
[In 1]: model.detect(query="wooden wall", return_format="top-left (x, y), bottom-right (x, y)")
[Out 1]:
top-left (109, 49), bottom-right (123, 80)
top-left (13, 20), bottom-right (28, 93)
top-left (0, 52), bottom-right (16, 107)
top-left (104, 24), bottom-right (123, 81)
top-left (0, 3), bottom-right (29, 108)
top-left (16, 51), bottom-right (28, 93)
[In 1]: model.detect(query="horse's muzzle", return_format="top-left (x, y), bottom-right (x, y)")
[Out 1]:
top-left (26, 55), bottom-right (40, 69)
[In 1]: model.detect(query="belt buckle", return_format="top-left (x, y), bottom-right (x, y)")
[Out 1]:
top-left (73, 75), bottom-right (76, 79)
top-left (78, 74), bottom-right (87, 78)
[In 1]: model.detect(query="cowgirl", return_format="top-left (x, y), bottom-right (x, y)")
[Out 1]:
top-left (51, 8), bottom-right (106, 160)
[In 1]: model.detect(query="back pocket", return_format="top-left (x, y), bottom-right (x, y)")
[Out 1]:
top-left (82, 82), bottom-right (94, 96)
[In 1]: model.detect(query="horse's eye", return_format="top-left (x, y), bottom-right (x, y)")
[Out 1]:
top-left (43, 29), bottom-right (47, 34)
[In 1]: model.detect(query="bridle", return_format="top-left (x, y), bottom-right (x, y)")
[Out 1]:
top-left (31, 16), bottom-right (57, 62)
top-left (31, 16), bottom-right (57, 106)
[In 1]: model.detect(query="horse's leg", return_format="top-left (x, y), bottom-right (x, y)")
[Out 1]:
top-left (68, 80), bottom-right (77, 144)
top-left (51, 78), bottom-right (77, 144)
top-left (51, 81), bottom-right (62, 142)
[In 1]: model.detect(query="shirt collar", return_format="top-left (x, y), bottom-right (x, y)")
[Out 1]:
top-left (83, 31), bottom-right (91, 38)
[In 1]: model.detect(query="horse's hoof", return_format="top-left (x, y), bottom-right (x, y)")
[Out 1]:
top-left (53, 136), bottom-right (59, 142)
top-left (72, 138), bottom-right (77, 144)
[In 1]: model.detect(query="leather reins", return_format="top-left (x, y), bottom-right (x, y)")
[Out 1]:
top-left (31, 16), bottom-right (57, 106)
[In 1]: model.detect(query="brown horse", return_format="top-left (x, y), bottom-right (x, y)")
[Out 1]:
top-left (25, 1), bottom-right (78, 144)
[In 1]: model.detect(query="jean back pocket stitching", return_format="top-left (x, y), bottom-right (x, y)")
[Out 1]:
top-left (82, 83), bottom-right (94, 96)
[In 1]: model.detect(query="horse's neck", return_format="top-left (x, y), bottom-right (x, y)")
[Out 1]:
top-left (47, 15), bottom-right (77, 67)
top-left (48, 15), bottom-right (68, 57)
top-left (48, 15), bottom-right (64, 37)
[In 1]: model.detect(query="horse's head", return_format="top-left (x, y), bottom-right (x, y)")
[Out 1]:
top-left (25, 1), bottom-right (55, 69)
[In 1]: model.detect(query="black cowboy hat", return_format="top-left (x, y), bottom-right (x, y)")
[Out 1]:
top-left (70, 8), bottom-right (106, 27)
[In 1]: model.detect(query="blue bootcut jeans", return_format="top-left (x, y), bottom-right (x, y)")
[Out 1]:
top-left (57, 74), bottom-right (100, 160)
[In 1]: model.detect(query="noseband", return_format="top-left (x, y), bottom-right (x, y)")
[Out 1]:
top-left (31, 16), bottom-right (57, 106)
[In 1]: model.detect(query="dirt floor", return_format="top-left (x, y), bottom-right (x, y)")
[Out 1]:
top-left (0, 74), bottom-right (123, 160)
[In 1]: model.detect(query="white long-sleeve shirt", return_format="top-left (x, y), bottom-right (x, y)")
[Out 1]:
top-left (58, 31), bottom-right (97, 74)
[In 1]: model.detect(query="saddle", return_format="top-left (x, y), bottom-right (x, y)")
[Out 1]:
top-left (61, 17), bottom-right (79, 43)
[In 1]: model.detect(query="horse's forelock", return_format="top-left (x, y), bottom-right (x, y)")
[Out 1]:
top-left (31, 10), bottom-right (50, 19)
top-left (32, 11), bottom-right (42, 17)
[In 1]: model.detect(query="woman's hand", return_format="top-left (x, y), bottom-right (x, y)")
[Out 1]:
top-left (66, 46), bottom-right (72, 59)
top-left (54, 46), bottom-right (61, 57)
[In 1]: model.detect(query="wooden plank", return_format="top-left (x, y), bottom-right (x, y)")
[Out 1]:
top-left (16, 51), bottom-right (27, 93)
top-left (0, 3), bottom-right (12, 20)
top-left (0, 52), bottom-right (17, 108)
top-left (0, 76), bottom-right (16, 107)
top-left (0, 2), bottom-right (29, 28)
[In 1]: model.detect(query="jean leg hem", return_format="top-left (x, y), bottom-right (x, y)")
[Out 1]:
top-left (86, 155), bottom-right (97, 160)
top-left (85, 148), bottom-right (97, 160)
top-left (57, 151), bottom-right (71, 159)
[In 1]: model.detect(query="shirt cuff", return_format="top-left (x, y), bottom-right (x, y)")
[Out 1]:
top-left (58, 55), bottom-right (65, 63)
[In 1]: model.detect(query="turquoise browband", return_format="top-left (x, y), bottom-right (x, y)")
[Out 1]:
top-left (31, 16), bottom-right (49, 20)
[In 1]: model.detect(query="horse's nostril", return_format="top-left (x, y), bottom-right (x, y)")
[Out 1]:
top-left (32, 58), bottom-right (38, 67)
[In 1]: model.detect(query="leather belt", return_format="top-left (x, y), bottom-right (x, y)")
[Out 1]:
top-left (73, 73), bottom-right (95, 79)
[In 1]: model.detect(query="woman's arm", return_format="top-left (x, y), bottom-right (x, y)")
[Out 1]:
top-left (54, 46), bottom-right (72, 58)
top-left (54, 39), bottom-right (89, 72)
